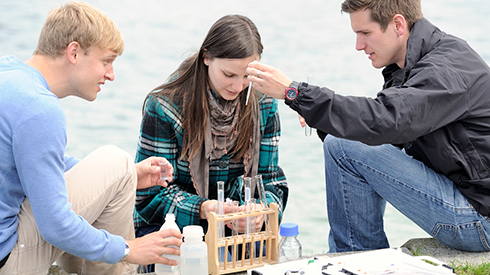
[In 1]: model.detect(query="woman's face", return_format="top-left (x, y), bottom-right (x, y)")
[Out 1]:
top-left (204, 55), bottom-right (259, 103)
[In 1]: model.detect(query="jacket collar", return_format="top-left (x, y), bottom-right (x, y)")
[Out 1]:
top-left (382, 18), bottom-right (444, 88)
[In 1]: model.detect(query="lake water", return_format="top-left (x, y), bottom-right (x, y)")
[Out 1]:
top-left (1, 0), bottom-right (490, 256)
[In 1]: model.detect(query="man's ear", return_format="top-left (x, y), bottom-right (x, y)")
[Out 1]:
top-left (393, 14), bottom-right (407, 37)
top-left (66, 41), bottom-right (81, 64)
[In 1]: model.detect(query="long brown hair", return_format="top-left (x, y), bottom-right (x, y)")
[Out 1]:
top-left (144, 14), bottom-right (263, 161)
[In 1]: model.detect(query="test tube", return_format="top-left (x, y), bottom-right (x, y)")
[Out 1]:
top-left (226, 198), bottom-right (239, 237)
top-left (217, 181), bottom-right (225, 238)
top-left (255, 175), bottom-right (270, 232)
top-left (159, 159), bottom-right (169, 181)
top-left (217, 181), bottom-right (225, 262)
top-left (255, 175), bottom-right (268, 209)
top-left (244, 177), bottom-right (252, 235)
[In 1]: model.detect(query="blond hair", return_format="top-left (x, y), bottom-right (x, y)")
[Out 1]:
top-left (341, 0), bottom-right (423, 31)
top-left (34, 1), bottom-right (124, 57)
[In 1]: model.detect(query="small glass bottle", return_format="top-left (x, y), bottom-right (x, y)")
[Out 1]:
top-left (159, 159), bottom-right (169, 181)
top-left (277, 223), bottom-right (302, 262)
top-left (155, 213), bottom-right (181, 275)
top-left (180, 225), bottom-right (208, 275)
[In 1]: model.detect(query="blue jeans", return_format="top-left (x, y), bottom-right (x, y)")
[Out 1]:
top-left (323, 135), bottom-right (490, 253)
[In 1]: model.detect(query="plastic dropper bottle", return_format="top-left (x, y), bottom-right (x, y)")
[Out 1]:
top-left (155, 213), bottom-right (181, 275)
top-left (278, 223), bottom-right (302, 262)
top-left (180, 225), bottom-right (208, 275)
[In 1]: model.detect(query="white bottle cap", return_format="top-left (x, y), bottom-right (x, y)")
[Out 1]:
top-left (183, 225), bottom-right (204, 239)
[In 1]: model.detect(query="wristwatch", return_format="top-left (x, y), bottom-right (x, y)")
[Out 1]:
top-left (285, 81), bottom-right (299, 105)
top-left (119, 241), bottom-right (130, 262)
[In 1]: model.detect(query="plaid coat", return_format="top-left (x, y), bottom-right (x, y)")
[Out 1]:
top-left (133, 93), bottom-right (288, 231)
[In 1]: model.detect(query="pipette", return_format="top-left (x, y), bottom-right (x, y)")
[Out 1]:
top-left (245, 81), bottom-right (252, 105)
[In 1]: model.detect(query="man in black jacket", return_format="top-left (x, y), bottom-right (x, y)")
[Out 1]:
top-left (247, 0), bottom-right (490, 252)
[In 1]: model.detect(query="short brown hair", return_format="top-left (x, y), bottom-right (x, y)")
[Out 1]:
top-left (341, 0), bottom-right (423, 31)
top-left (34, 1), bottom-right (124, 57)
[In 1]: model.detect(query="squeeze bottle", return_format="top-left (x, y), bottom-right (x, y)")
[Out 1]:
top-left (155, 213), bottom-right (181, 275)
top-left (180, 225), bottom-right (208, 275)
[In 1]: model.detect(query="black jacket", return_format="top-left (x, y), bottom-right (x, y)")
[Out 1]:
top-left (291, 18), bottom-right (490, 216)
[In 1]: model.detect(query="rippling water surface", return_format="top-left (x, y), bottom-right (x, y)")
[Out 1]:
top-left (1, 0), bottom-right (490, 255)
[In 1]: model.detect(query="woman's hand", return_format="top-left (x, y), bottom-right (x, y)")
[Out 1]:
top-left (199, 200), bottom-right (243, 220)
top-left (227, 202), bottom-right (266, 233)
top-left (199, 200), bottom-right (218, 220)
top-left (135, 157), bottom-right (174, 189)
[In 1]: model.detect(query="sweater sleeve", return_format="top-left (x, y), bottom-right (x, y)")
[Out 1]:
top-left (13, 94), bottom-right (124, 264)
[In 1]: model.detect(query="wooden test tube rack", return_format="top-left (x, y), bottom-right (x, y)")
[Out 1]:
top-left (205, 203), bottom-right (279, 275)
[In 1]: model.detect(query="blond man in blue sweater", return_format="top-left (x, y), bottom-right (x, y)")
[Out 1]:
top-left (0, 2), bottom-right (181, 274)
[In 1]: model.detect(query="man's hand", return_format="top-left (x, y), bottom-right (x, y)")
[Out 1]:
top-left (298, 114), bottom-right (307, 127)
top-left (247, 61), bottom-right (292, 100)
top-left (135, 157), bottom-right (174, 189)
top-left (125, 229), bottom-right (183, 265)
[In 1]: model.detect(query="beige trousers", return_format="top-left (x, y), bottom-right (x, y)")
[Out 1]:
top-left (1, 145), bottom-right (137, 275)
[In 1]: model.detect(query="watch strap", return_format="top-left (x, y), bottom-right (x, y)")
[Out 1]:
top-left (285, 81), bottom-right (301, 105)
top-left (289, 81), bottom-right (300, 90)
top-left (119, 241), bottom-right (130, 262)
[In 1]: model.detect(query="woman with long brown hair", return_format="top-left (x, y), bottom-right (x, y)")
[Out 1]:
top-left (133, 14), bottom-right (288, 243)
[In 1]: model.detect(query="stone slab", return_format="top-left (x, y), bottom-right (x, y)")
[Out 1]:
top-left (401, 237), bottom-right (490, 266)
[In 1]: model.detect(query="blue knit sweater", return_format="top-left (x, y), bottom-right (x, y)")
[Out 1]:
top-left (0, 56), bottom-right (124, 264)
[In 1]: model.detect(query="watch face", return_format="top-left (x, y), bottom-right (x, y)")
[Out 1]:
top-left (286, 88), bottom-right (298, 100)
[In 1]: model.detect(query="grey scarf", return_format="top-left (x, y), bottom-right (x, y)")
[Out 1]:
top-left (189, 89), bottom-right (260, 198)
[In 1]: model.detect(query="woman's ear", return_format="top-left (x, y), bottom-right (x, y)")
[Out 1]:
top-left (202, 50), bottom-right (210, 66)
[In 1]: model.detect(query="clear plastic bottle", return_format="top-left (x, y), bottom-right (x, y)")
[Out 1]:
top-left (155, 213), bottom-right (181, 275)
top-left (277, 223), bottom-right (302, 262)
top-left (180, 225), bottom-right (208, 275)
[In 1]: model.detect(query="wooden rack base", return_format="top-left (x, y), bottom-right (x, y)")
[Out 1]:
top-left (206, 203), bottom-right (279, 275)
